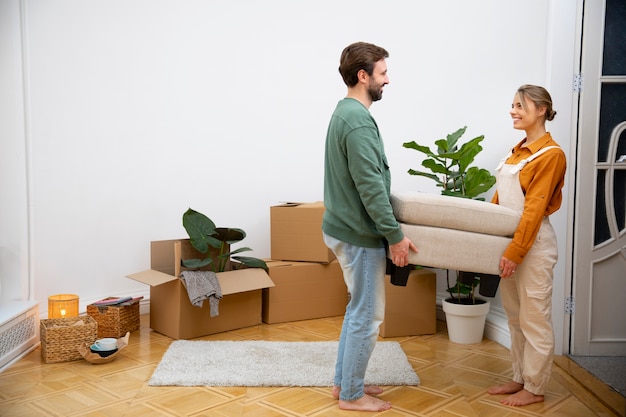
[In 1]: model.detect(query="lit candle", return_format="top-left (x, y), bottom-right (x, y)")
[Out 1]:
top-left (61, 309), bottom-right (66, 317)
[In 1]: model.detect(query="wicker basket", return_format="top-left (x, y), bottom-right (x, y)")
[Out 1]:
top-left (87, 298), bottom-right (140, 338)
top-left (40, 316), bottom-right (98, 363)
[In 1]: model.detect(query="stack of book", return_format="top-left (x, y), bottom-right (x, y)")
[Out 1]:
top-left (91, 296), bottom-right (143, 307)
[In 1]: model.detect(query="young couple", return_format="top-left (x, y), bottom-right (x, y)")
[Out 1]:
top-left (322, 42), bottom-right (566, 412)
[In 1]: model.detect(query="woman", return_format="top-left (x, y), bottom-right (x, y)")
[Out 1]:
top-left (488, 84), bottom-right (567, 407)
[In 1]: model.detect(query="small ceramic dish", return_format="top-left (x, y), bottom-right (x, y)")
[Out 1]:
top-left (90, 345), bottom-right (118, 357)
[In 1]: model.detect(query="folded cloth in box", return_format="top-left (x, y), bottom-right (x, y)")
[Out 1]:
top-left (391, 191), bottom-right (520, 237)
top-left (180, 270), bottom-right (222, 316)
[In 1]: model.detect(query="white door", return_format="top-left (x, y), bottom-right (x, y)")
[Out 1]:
top-left (572, 0), bottom-right (626, 356)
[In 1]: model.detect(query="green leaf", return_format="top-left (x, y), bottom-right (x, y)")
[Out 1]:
top-left (441, 189), bottom-right (470, 198)
top-left (229, 247), bottom-right (252, 255)
top-left (204, 235), bottom-right (224, 248)
top-left (445, 126), bottom-right (467, 150)
top-left (464, 167), bottom-right (496, 198)
top-left (182, 258), bottom-right (213, 269)
top-left (407, 170), bottom-right (444, 185)
top-left (456, 136), bottom-right (484, 172)
top-left (212, 227), bottom-right (246, 244)
top-left (421, 159), bottom-right (449, 175)
top-left (402, 141), bottom-right (434, 157)
top-left (447, 282), bottom-right (472, 295)
top-left (232, 256), bottom-right (268, 271)
top-left (182, 208), bottom-right (217, 253)
top-left (434, 138), bottom-right (450, 153)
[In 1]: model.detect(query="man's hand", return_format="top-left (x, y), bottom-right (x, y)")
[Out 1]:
top-left (389, 237), bottom-right (418, 267)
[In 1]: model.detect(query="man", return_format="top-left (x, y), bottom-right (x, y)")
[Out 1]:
top-left (322, 41), bottom-right (418, 412)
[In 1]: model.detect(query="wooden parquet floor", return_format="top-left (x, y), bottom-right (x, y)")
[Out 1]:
top-left (0, 315), bottom-right (624, 416)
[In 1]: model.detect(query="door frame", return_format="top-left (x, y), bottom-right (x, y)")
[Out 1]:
top-left (569, 0), bottom-right (626, 356)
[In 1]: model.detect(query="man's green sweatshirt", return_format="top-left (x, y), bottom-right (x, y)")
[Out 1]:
top-left (322, 98), bottom-right (404, 248)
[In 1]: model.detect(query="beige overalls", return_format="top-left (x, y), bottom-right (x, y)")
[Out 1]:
top-left (495, 146), bottom-right (560, 395)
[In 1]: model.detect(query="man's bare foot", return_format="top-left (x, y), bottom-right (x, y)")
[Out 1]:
top-left (487, 381), bottom-right (523, 395)
top-left (332, 385), bottom-right (384, 399)
top-left (501, 389), bottom-right (544, 406)
top-left (338, 394), bottom-right (392, 412)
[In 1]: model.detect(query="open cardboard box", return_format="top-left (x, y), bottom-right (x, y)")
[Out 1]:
top-left (127, 239), bottom-right (274, 340)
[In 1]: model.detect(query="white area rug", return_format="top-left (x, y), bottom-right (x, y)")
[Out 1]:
top-left (148, 340), bottom-right (420, 387)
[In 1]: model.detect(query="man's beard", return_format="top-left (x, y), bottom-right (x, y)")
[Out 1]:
top-left (368, 84), bottom-right (383, 102)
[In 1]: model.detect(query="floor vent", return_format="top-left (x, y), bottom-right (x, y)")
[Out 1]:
top-left (0, 302), bottom-right (39, 372)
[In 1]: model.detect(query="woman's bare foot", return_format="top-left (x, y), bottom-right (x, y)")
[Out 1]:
top-left (338, 394), bottom-right (392, 412)
top-left (332, 385), bottom-right (384, 399)
top-left (487, 381), bottom-right (523, 395)
top-left (501, 389), bottom-right (544, 406)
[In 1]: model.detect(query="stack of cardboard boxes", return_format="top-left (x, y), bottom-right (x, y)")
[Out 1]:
top-left (127, 201), bottom-right (436, 340)
top-left (266, 201), bottom-right (437, 337)
top-left (264, 202), bottom-right (346, 324)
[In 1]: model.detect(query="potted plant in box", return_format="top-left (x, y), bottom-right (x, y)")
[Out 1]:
top-left (403, 126), bottom-right (499, 343)
top-left (182, 208), bottom-right (268, 272)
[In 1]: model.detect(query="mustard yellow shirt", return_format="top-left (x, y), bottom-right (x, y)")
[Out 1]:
top-left (491, 133), bottom-right (567, 264)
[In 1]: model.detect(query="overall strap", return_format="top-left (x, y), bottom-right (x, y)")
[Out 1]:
top-left (495, 149), bottom-right (514, 171)
top-left (511, 145), bottom-right (562, 174)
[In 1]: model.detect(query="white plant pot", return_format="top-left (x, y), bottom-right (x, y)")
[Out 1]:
top-left (442, 298), bottom-right (491, 344)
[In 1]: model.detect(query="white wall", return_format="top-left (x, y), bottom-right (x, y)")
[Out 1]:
top-left (1, 0), bottom-right (30, 302)
top-left (1, 0), bottom-right (580, 353)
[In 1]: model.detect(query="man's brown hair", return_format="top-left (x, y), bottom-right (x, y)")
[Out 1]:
top-left (338, 42), bottom-right (389, 87)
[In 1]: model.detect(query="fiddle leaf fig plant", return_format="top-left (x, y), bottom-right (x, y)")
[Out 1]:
top-left (403, 126), bottom-right (496, 200)
top-left (403, 126), bottom-right (498, 304)
top-left (182, 208), bottom-right (268, 272)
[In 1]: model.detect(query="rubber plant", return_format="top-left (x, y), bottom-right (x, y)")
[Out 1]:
top-left (181, 208), bottom-right (268, 272)
top-left (403, 126), bottom-right (498, 304)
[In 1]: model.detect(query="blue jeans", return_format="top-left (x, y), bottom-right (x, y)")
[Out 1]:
top-left (323, 232), bottom-right (387, 401)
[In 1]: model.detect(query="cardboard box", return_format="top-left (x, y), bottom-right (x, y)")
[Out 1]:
top-left (270, 202), bottom-right (336, 263)
top-left (262, 260), bottom-right (348, 324)
top-left (127, 239), bottom-right (274, 340)
top-left (380, 268), bottom-right (437, 337)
